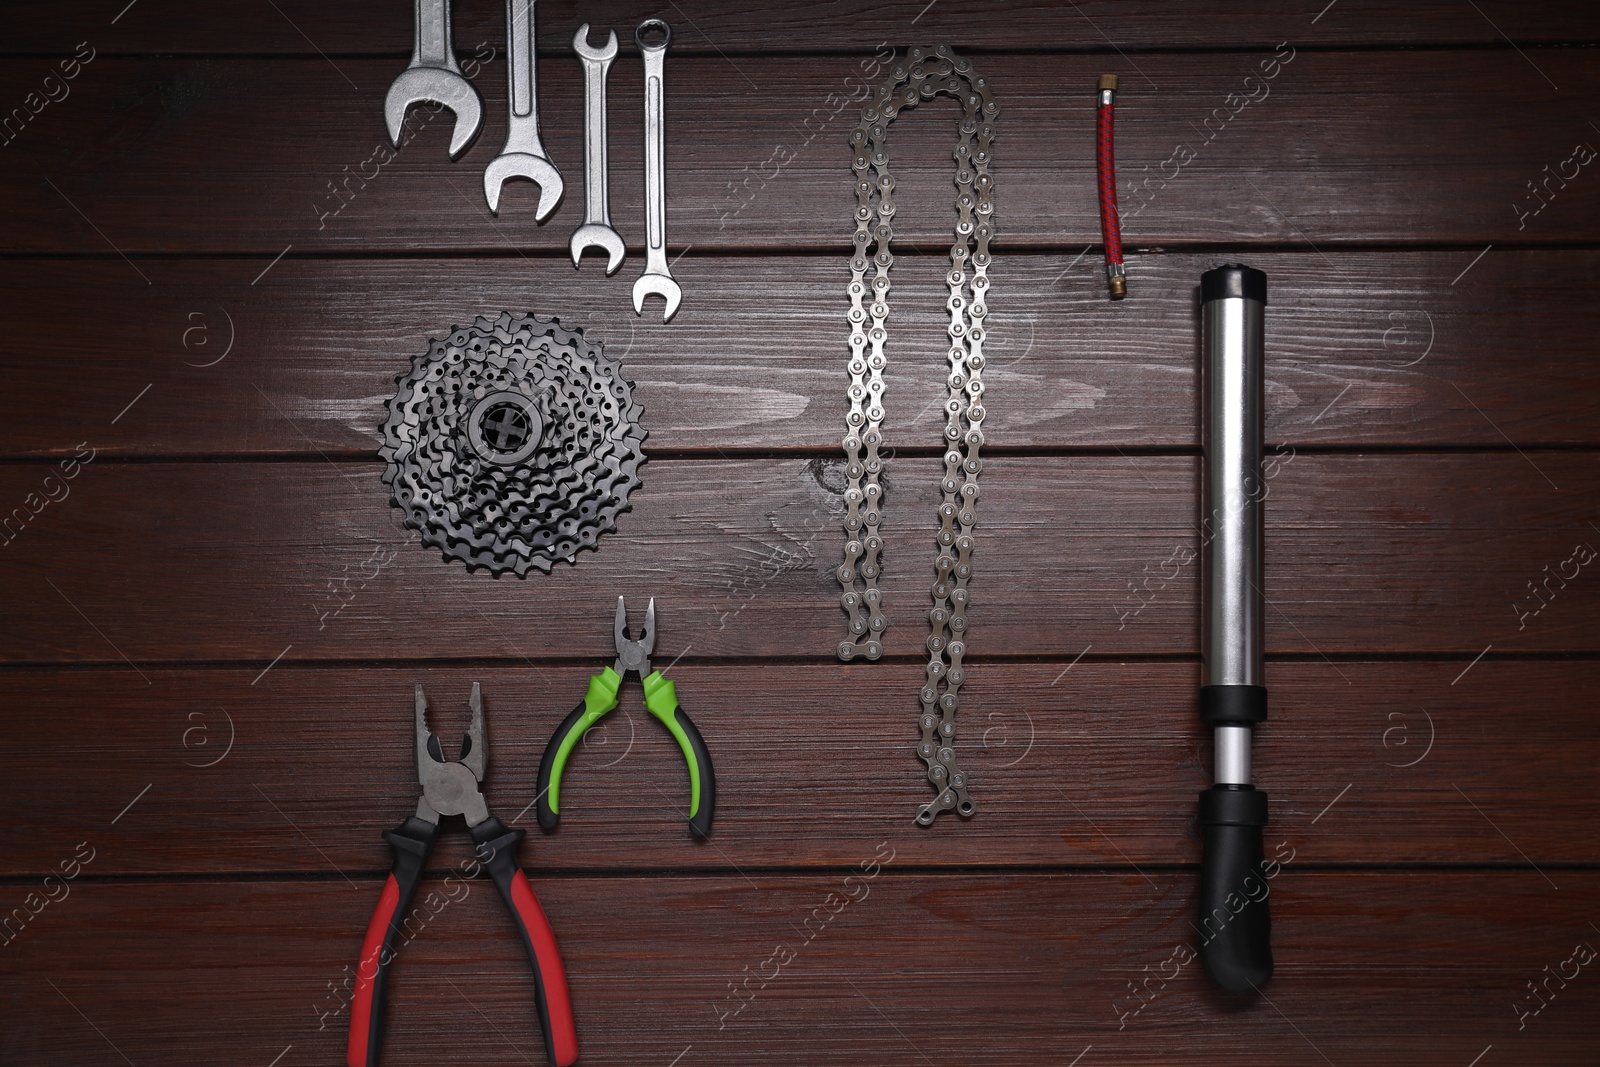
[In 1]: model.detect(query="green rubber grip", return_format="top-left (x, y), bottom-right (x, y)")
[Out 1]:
top-left (642, 671), bottom-right (717, 838)
top-left (535, 668), bottom-right (621, 830)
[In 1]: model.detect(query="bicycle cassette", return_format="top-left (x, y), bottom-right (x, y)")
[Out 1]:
top-left (379, 313), bottom-right (647, 576)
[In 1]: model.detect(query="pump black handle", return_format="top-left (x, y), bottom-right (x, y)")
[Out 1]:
top-left (1197, 784), bottom-right (1273, 993)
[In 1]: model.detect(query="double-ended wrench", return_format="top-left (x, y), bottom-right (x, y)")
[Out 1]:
top-left (570, 25), bottom-right (626, 274)
top-left (483, 0), bottom-right (564, 219)
top-left (632, 19), bottom-right (681, 322)
top-left (385, 0), bottom-right (483, 159)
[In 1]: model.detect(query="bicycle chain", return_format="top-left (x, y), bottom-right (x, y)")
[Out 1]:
top-left (379, 313), bottom-right (646, 576)
top-left (835, 46), bottom-right (997, 825)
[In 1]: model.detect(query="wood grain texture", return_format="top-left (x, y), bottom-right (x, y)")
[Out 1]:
top-left (3, 873), bottom-right (1597, 1065)
top-left (3, 4), bottom-right (1597, 1063)
top-left (0, 454), bottom-right (1594, 663)
top-left (0, 660), bottom-right (1595, 876)
top-left (7, 0), bottom-right (1600, 54)
top-left (2, 249), bottom-right (1596, 458)
top-left (2, 50), bottom-right (1596, 254)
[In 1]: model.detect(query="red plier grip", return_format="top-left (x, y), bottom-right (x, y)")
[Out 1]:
top-left (348, 816), bottom-right (439, 1067)
top-left (346, 816), bottom-right (579, 1067)
top-left (471, 816), bottom-right (580, 1067)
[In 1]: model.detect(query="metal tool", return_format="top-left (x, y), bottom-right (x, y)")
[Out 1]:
top-left (378, 313), bottom-right (647, 576)
top-left (483, 0), bottom-right (563, 219)
top-left (631, 19), bottom-right (681, 321)
top-left (384, 0), bottom-right (483, 158)
top-left (835, 46), bottom-right (998, 826)
top-left (348, 684), bottom-right (579, 1067)
top-left (537, 597), bottom-right (715, 837)
top-left (1197, 264), bottom-right (1273, 994)
top-left (570, 25), bottom-right (625, 274)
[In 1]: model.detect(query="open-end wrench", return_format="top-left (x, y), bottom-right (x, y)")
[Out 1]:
top-left (385, 0), bottom-right (483, 158)
top-left (632, 19), bottom-right (681, 322)
top-left (483, 0), bottom-right (563, 219)
top-left (570, 25), bottom-right (625, 274)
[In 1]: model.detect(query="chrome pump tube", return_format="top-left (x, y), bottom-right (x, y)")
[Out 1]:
top-left (1197, 265), bottom-right (1273, 994)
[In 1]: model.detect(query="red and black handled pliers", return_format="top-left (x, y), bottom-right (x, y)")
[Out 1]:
top-left (348, 683), bottom-right (579, 1067)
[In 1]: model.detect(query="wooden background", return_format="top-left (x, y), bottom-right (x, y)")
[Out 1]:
top-left (2, 2), bottom-right (1598, 1064)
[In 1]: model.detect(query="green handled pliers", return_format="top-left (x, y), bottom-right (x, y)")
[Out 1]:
top-left (536, 597), bottom-right (716, 838)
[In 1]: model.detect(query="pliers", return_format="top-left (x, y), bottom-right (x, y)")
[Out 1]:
top-left (537, 597), bottom-right (716, 837)
top-left (348, 683), bottom-right (579, 1067)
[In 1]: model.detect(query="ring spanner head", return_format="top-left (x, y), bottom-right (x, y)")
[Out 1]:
top-left (384, 69), bottom-right (483, 159)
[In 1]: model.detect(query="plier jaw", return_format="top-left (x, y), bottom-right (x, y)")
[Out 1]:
top-left (613, 595), bottom-right (656, 677)
top-left (413, 682), bottom-right (489, 827)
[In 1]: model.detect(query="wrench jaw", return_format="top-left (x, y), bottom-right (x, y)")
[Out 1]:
top-left (632, 273), bottom-right (682, 323)
top-left (384, 69), bottom-right (484, 158)
top-left (572, 24), bottom-right (619, 63)
top-left (483, 154), bottom-right (565, 221)
top-left (570, 224), bottom-right (627, 275)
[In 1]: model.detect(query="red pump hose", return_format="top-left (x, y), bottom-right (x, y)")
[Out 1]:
top-left (1096, 74), bottom-right (1126, 300)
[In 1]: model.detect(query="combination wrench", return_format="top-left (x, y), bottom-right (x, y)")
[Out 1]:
top-left (384, 0), bottom-right (483, 159)
top-left (570, 25), bottom-right (626, 274)
top-left (483, 0), bottom-right (564, 219)
top-left (632, 19), bottom-right (681, 322)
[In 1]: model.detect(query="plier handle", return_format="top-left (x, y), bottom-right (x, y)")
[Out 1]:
top-left (536, 597), bottom-right (716, 837)
top-left (348, 684), bottom-right (579, 1067)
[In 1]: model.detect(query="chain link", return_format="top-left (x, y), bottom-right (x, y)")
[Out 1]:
top-left (835, 46), bottom-right (997, 825)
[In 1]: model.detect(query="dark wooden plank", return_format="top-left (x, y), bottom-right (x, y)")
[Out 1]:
top-left (1, 660), bottom-right (1595, 875)
top-left (2, 51), bottom-right (1596, 253)
top-left (7, 0), bottom-right (1599, 54)
top-left (1, 454), bottom-right (1594, 664)
top-left (3, 9), bottom-right (1592, 1063)
top-left (4, 249), bottom-right (1597, 458)
top-left (3, 873), bottom-right (1597, 1064)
